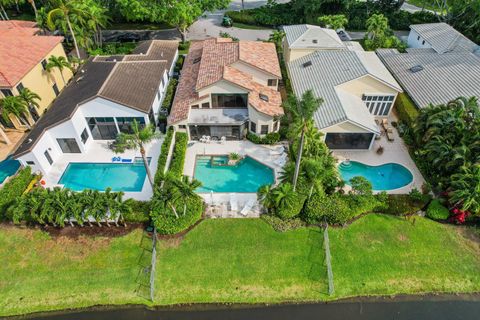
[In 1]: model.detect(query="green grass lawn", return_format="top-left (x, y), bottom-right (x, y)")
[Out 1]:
top-left (406, 0), bottom-right (447, 13)
top-left (232, 23), bottom-right (271, 30)
top-left (1, 215), bottom-right (479, 316)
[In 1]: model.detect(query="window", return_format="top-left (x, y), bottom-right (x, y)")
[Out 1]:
top-left (26, 161), bottom-right (35, 165)
top-left (179, 125), bottom-right (187, 129)
top-left (422, 40), bottom-right (425, 45)
top-left (16, 83), bottom-right (24, 93)
top-left (0, 89), bottom-right (13, 97)
top-left (259, 93), bottom-right (269, 102)
top-left (41, 59), bottom-right (47, 70)
top-left (201, 102), bottom-right (210, 109)
top-left (274, 120), bottom-right (279, 132)
top-left (193, 57), bottom-right (201, 64)
top-left (44, 150), bottom-right (53, 165)
top-left (86, 117), bottom-right (118, 140)
top-left (362, 95), bottom-right (394, 116)
top-left (52, 83), bottom-right (60, 96)
top-left (211, 94), bottom-right (248, 108)
top-left (81, 128), bottom-right (89, 144)
top-left (191, 104), bottom-right (199, 109)
top-left (312, 39), bottom-right (318, 44)
top-left (325, 133), bottom-right (374, 150)
top-left (261, 125), bottom-right (268, 135)
top-left (417, 36), bottom-right (420, 41)
top-left (250, 121), bottom-right (256, 133)
top-left (57, 138), bottom-right (81, 153)
top-left (116, 117), bottom-right (146, 133)
top-left (267, 79), bottom-right (277, 87)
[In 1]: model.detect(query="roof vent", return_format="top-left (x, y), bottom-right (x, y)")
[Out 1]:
top-left (193, 57), bottom-right (201, 64)
top-left (76, 76), bottom-right (84, 83)
top-left (26, 138), bottom-right (32, 144)
top-left (312, 39), bottom-right (318, 44)
top-left (302, 61), bottom-right (312, 68)
top-left (259, 93), bottom-right (269, 102)
top-left (410, 65), bottom-right (424, 73)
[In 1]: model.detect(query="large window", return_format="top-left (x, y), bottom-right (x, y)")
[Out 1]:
top-left (250, 121), bottom-right (256, 133)
top-left (362, 95), bottom-right (394, 116)
top-left (87, 117), bottom-right (118, 140)
top-left (81, 128), bottom-right (89, 144)
top-left (44, 150), bottom-right (53, 165)
top-left (52, 83), bottom-right (60, 96)
top-left (57, 138), bottom-right (81, 153)
top-left (260, 125), bottom-right (268, 135)
top-left (0, 89), bottom-right (13, 97)
top-left (116, 117), bottom-right (145, 133)
top-left (325, 133), bottom-right (374, 150)
top-left (189, 125), bottom-right (243, 140)
top-left (211, 94), bottom-right (247, 108)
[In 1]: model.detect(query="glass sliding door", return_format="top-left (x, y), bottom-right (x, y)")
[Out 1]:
top-left (57, 138), bottom-right (81, 153)
top-left (189, 125), bottom-right (244, 140)
top-left (86, 117), bottom-right (118, 140)
top-left (325, 133), bottom-right (374, 149)
top-left (116, 117), bottom-right (146, 133)
top-left (211, 94), bottom-right (248, 108)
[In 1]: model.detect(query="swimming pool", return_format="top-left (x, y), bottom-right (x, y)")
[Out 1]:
top-left (339, 161), bottom-right (413, 191)
top-left (58, 162), bottom-right (148, 192)
top-left (194, 155), bottom-right (274, 193)
top-left (0, 156), bottom-right (21, 184)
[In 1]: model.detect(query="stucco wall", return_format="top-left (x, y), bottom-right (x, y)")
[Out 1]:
top-left (321, 121), bottom-right (371, 134)
top-left (407, 29), bottom-right (432, 49)
top-left (248, 105), bottom-right (276, 136)
top-left (231, 61), bottom-right (280, 89)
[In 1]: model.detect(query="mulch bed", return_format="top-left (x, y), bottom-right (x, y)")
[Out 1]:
top-left (41, 223), bottom-right (144, 239)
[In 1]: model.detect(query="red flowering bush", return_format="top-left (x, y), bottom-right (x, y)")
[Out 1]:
top-left (449, 208), bottom-right (470, 224)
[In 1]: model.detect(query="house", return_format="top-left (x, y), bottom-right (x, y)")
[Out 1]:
top-left (378, 23), bottom-right (480, 109)
top-left (13, 40), bottom-right (178, 176)
top-left (168, 38), bottom-right (283, 140)
top-left (0, 20), bottom-right (73, 129)
top-left (284, 25), bottom-right (402, 150)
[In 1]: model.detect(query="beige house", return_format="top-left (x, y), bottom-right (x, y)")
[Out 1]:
top-left (284, 25), bottom-right (402, 150)
top-left (168, 38), bottom-right (283, 140)
top-left (0, 20), bottom-right (72, 131)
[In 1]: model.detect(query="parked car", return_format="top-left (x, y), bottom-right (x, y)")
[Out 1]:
top-left (117, 33), bottom-right (141, 43)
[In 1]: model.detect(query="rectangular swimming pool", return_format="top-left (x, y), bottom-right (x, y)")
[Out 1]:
top-left (194, 155), bottom-right (274, 193)
top-left (58, 162), bottom-right (148, 192)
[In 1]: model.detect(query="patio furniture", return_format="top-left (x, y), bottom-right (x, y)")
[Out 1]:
top-left (205, 136), bottom-right (211, 144)
top-left (386, 127), bottom-right (395, 142)
top-left (229, 193), bottom-right (238, 212)
top-left (274, 154), bottom-right (287, 166)
top-left (220, 136), bottom-right (226, 144)
top-left (240, 198), bottom-right (255, 216)
top-left (269, 145), bottom-right (285, 155)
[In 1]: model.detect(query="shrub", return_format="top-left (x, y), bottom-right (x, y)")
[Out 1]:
top-left (178, 41), bottom-right (190, 53)
top-left (395, 93), bottom-right (419, 126)
top-left (174, 55), bottom-right (184, 73)
top-left (246, 132), bottom-right (280, 145)
top-left (161, 78), bottom-right (178, 113)
top-left (426, 199), bottom-right (450, 221)
top-left (0, 167), bottom-right (34, 220)
top-left (304, 193), bottom-right (351, 225)
top-left (151, 194), bottom-right (204, 235)
top-left (155, 127), bottom-right (174, 185)
top-left (169, 132), bottom-right (188, 178)
top-left (261, 215), bottom-right (306, 232)
top-left (385, 195), bottom-right (424, 216)
top-left (276, 193), bottom-right (306, 220)
top-left (124, 199), bottom-right (150, 223)
top-left (88, 42), bottom-right (136, 56)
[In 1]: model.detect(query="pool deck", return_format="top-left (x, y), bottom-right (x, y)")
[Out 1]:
top-left (42, 138), bottom-right (163, 200)
top-left (333, 115), bottom-right (425, 194)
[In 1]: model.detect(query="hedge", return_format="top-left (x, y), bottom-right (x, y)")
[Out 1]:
top-left (161, 78), bottom-right (178, 113)
top-left (246, 132), bottom-right (280, 145)
top-left (154, 127), bottom-right (174, 185)
top-left (124, 199), bottom-right (150, 223)
top-left (0, 167), bottom-right (34, 220)
top-left (395, 93), bottom-right (419, 126)
top-left (169, 132), bottom-right (188, 178)
top-left (426, 199), bottom-right (450, 221)
top-left (384, 194), bottom-right (428, 216)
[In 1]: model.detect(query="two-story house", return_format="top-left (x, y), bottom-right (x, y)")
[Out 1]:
top-left (168, 38), bottom-right (283, 140)
top-left (283, 25), bottom-right (402, 150)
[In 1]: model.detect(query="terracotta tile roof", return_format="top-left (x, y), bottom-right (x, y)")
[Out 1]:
top-left (0, 20), bottom-right (64, 87)
top-left (124, 40), bottom-right (179, 68)
top-left (169, 38), bottom-right (283, 124)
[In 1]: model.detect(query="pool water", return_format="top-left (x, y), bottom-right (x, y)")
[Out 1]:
top-left (194, 155), bottom-right (274, 193)
top-left (339, 161), bottom-right (413, 191)
top-left (58, 162), bottom-right (148, 192)
top-left (0, 156), bottom-right (21, 184)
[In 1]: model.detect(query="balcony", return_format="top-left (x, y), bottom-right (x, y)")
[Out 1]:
top-left (188, 108), bottom-right (248, 125)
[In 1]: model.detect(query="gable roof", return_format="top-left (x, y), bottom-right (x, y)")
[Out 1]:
top-left (0, 20), bottom-right (64, 87)
top-left (283, 24), bottom-right (345, 50)
top-left (287, 50), bottom-right (401, 133)
top-left (410, 23), bottom-right (478, 54)
top-left (377, 48), bottom-right (480, 109)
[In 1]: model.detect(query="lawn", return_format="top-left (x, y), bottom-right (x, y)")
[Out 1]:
top-left (406, 0), bottom-right (447, 13)
top-left (1, 216), bottom-right (479, 316)
top-left (232, 22), bottom-right (271, 30)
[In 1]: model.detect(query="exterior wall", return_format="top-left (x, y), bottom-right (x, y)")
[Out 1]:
top-left (151, 70), bottom-right (169, 120)
top-left (247, 105), bottom-right (276, 136)
top-left (231, 61), bottom-right (280, 89)
top-left (284, 48), bottom-right (318, 63)
top-left (321, 121), bottom-right (371, 134)
top-left (198, 80), bottom-right (249, 99)
top-left (407, 29), bottom-right (432, 49)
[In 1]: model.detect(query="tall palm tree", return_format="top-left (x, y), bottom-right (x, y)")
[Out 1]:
top-left (0, 95), bottom-right (31, 128)
top-left (47, 0), bottom-right (87, 58)
top-left (283, 90), bottom-right (323, 191)
top-left (272, 183), bottom-right (296, 210)
top-left (27, 0), bottom-right (38, 18)
top-left (18, 88), bottom-right (41, 123)
top-left (46, 55), bottom-right (72, 86)
top-left (173, 176), bottom-right (201, 215)
top-left (111, 120), bottom-right (160, 188)
top-left (83, 1), bottom-right (110, 48)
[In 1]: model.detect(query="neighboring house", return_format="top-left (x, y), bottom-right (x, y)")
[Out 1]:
top-left (0, 20), bottom-right (73, 129)
top-left (284, 25), bottom-right (402, 150)
top-left (13, 40), bottom-right (178, 176)
top-left (378, 23), bottom-right (480, 109)
top-left (168, 38), bottom-right (283, 140)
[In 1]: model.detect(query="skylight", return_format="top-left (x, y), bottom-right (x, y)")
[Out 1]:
top-left (193, 57), bottom-right (201, 64)
top-left (259, 93), bottom-right (269, 102)
top-left (302, 61), bottom-right (312, 68)
top-left (312, 39), bottom-right (318, 44)
top-left (410, 65), bottom-right (424, 73)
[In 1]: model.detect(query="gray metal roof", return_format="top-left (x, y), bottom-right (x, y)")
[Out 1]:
top-left (377, 48), bottom-right (480, 109)
top-left (283, 24), bottom-right (308, 47)
top-left (283, 24), bottom-right (345, 49)
top-left (287, 50), bottom-right (400, 132)
top-left (410, 23), bottom-right (478, 54)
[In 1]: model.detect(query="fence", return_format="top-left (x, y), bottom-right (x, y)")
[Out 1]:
top-left (150, 228), bottom-right (157, 301)
top-left (324, 223), bottom-right (334, 296)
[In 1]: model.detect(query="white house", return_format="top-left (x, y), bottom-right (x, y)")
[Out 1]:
top-left (168, 38), bottom-right (283, 140)
top-left (13, 40), bottom-right (178, 177)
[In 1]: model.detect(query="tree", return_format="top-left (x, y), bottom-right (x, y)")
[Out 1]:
top-left (18, 88), bottom-right (40, 123)
top-left (27, 0), bottom-right (37, 18)
top-left (451, 164), bottom-right (480, 215)
top-left (272, 182), bottom-right (296, 211)
top-left (257, 184), bottom-right (274, 213)
top-left (46, 55), bottom-right (72, 86)
top-left (365, 13), bottom-right (389, 41)
top-left (292, 0), bottom-right (350, 17)
top-left (282, 90), bottom-right (323, 191)
top-left (111, 120), bottom-right (160, 188)
top-left (317, 14), bottom-right (348, 30)
top-left (269, 30), bottom-right (285, 52)
top-left (0, 95), bottom-right (31, 127)
top-left (172, 175), bottom-right (202, 216)
top-left (47, 0), bottom-right (88, 58)
top-left (78, 0), bottom-right (110, 48)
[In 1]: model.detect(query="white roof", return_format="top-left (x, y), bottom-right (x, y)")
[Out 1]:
top-left (410, 23), bottom-right (478, 54)
top-left (283, 24), bottom-right (346, 50)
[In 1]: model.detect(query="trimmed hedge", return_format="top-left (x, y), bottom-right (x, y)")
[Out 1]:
top-left (246, 132), bottom-right (280, 145)
top-left (169, 132), bottom-right (188, 178)
top-left (384, 194), bottom-right (429, 216)
top-left (155, 127), bottom-right (174, 185)
top-left (426, 199), bottom-right (450, 221)
top-left (152, 195), bottom-right (204, 235)
top-left (395, 93), bottom-right (419, 126)
top-left (161, 78), bottom-right (178, 113)
top-left (0, 167), bottom-right (34, 220)
top-left (124, 199), bottom-right (150, 223)
top-left (261, 215), bottom-right (306, 232)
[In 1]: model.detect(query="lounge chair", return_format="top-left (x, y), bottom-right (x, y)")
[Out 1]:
top-left (240, 199), bottom-right (255, 216)
top-left (274, 154), bottom-right (287, 166)
top-left (386, 127), bottom-right (395, 142)
top-left (269, 146), bottom-right (285, 156)
top-left (229, 193), bottom-right (238, 212)
top-left (220, 136), bottom-right (226, 144)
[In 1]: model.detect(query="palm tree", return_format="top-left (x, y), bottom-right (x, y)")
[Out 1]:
top-left (47, 0), bottom-right (87, 58)
top-left (450, 164), bottom-right (480, 215)
top-left (272, 183), bottom-right (296, 211)
top-left (268, 30), bottom-right (285, 53)
top-left (83, 1), bottom-right (109, 48)
top-left (111, 120), bottom-right (160, 188)
top-left (27, 0), bottom-right (38, 18)
top-left (0, 95), bottom-right (31, 128)
top-left (18, 88), bottom-right (41, 123)
top-left (366, 13), bottom-right (389, 41)
top-left (173, 176), bottom-right (202, 215)
top-left (257, 184), bottom-right (274, 213)
top-left (283, 90), bottom-right (323, 191)
top-left (46, 55), bottom-right (72, 86)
